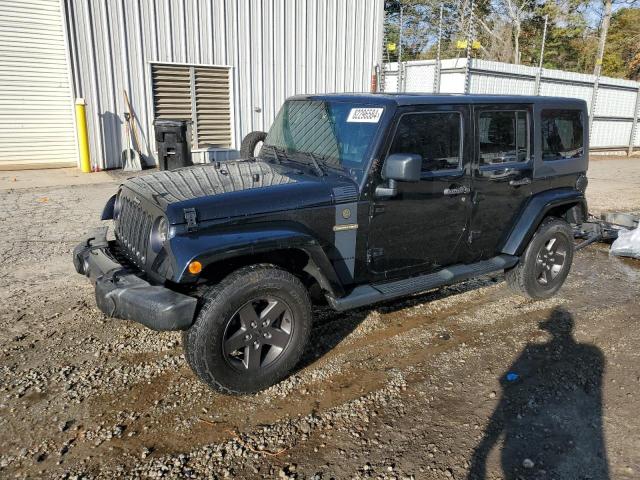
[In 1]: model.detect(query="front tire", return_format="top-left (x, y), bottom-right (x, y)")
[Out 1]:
top-left (183, 265), bottom-right (312, 394)
top-left (505, 217), bottom-right (574, 300)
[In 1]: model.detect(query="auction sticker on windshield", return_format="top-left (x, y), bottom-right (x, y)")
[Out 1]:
top-left (347, 108), bottom-right (384, 123)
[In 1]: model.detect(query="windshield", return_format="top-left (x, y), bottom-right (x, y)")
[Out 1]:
top-left (260, 100), bottom-right (384, 180)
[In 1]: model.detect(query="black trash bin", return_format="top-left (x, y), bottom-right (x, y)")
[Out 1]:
top-left (154, 119), bottom-right (192, 171)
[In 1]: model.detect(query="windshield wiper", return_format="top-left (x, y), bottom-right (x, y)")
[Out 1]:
top-left (262, 144), bottom-right (285, 164)
top-left (263, 145), bottom-right (326, 177)
top-left (306, 153), bottom-right (325, 177)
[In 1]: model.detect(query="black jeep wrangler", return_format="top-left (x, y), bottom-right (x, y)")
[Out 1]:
top-left (74, 94), bottom-right (589, 394)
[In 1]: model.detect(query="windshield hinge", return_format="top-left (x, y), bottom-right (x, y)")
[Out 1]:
top-left (367, 247), bottom-right (384, 264)
top-left (183, 208), bottom-right (198, 232)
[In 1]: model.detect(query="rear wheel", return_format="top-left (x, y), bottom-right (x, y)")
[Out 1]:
top-left (182, 264), bottom-right (311, 394)
top-left (505, 217), bottom-right (574, 300)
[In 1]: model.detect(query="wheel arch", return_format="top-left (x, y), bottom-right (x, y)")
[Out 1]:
top-left (500, 189), bottom-right (586, 256)
top-left (172, 225), bottom-right (345, 298)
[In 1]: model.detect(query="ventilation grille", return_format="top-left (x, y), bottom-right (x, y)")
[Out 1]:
top-left (152, 64), bottom-right (191, 120)
top-left (151, 63), bottom-right (232, 149)
top-left (195, 67), bottom-right (232, 147)
top-left (332, 185), bottom-right (358, 203)
top-left (115, 196), bottom-right (153, 269)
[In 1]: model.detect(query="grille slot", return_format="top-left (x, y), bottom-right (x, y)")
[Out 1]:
top-left (115, 196), bottom-right (152, 268)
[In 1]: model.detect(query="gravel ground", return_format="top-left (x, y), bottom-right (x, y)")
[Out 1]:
top-left (1, 158), bottom-right (639, 479)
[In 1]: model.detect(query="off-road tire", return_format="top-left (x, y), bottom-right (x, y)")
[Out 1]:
top-left (505, 217), bottom-right (574, 300)
top-left (240, 131), bottom-right (267, 159)
top-left (182, 264), bottom-right (312, 394)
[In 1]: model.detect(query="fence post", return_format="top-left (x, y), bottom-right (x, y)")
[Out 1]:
top-left (534, 15), bottom-right (548, 96)
top-left (463, 0), bottom-right (475, 94)
top-left (433, 4), bottom-right (443, 94)
top-left (629, 86), bottom-right (640, 156)
top-left (589, 76), bottom-right (600, 141)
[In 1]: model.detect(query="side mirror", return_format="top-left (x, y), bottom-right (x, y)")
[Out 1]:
top-left (376, 153), bottom-right (422, 198)
top-left (383, 153), bottom-right (422, 182)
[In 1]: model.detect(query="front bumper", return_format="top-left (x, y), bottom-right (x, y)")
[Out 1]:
top-left (73, 227), bottom-right (197, 331)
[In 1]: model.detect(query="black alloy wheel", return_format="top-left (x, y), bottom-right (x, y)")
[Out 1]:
top-left (222, 297), bottom-right (294, 372)
top-left (505, 217), bottom-right (574, 300)
top-left (182, 264), bottom-right (312, 394)
top-left (534, 234), bottom-right (569, 287)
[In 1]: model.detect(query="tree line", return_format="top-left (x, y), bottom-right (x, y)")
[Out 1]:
top-left (384, 0), bottom-right (640, 80)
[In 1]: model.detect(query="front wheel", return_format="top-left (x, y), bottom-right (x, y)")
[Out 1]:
top-left (182, 265), bottom-right (312, 394)
top-left (505, 217), bottom-right (574, 300)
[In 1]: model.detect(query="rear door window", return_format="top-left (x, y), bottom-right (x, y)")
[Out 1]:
top-left (541, 110), bottom-right (584, 161)
top-left (478, 111), bottom-right (529, 165)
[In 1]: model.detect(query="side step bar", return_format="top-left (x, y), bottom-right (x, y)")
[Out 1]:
top-left (328, 254), bottom-right (519, 312)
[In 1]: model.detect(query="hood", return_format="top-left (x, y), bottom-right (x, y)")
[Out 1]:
top-left (122, 161), bottom-right (358, 224)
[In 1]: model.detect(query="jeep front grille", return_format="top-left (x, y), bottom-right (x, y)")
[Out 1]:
top-left (115, 196), bottom-right (153, 268)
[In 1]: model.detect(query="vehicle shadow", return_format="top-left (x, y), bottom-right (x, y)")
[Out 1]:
top-left (467, 306), bottom-right (609, 479)
top-left (298, 275), bottom-right (502, 368)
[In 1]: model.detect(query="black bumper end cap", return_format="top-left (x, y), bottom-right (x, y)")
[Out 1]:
top-left (95, 280), bottom-right (197, 331)
top-left (74, 227), bottom-right (197, 331)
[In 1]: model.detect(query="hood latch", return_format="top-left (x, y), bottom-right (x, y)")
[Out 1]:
top-left (183, 208), bottom-right (198, 232)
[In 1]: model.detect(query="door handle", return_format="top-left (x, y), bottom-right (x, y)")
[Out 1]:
top-left (443, 185), bottom-right (471, 196)
top-left (509, 177), bottom-right (531, 186)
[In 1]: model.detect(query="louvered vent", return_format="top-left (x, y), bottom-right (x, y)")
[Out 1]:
top-left (195, 67), bottom-right (232, 147)
top-left (151, 63), bottom-right (232, 149)
top-left (152, 64), bottom-right (191, 120)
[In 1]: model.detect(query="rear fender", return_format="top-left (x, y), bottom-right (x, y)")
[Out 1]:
top-left (170, 223), bottom-right (345, 297)
top-left (500, 189), bottom-right (587, 256)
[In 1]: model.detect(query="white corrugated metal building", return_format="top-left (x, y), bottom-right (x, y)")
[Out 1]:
top-left (0, 0), bottom-right (385, 170)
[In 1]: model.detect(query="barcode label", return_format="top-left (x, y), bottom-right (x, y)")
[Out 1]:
top-left (346, 108), bottom-right (384, 123)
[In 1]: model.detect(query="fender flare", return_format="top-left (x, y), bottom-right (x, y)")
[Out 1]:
top-left (500, 189), bottom-right (586, 256)
top-left (101, 194), bottom-right (117, 220)
top-left (170, 223), bottom-right (345, 297)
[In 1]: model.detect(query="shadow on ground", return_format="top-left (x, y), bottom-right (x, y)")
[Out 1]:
top-left (467, 306), bottom-right (608, 479)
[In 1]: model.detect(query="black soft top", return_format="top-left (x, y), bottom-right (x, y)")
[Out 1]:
top-left (289, 93), bottom-right (587, 109)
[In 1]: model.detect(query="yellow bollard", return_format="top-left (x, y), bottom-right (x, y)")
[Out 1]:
top-left (75, 98), bottom-right (92, 173)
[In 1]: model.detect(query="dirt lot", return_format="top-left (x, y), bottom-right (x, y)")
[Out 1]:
top-left (1, 157), bottom-right (639, 479)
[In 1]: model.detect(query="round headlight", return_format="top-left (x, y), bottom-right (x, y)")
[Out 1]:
top-left (157, 217), bottom-right (168, 243)
top-left (150, 217), bottom-right (169, 252)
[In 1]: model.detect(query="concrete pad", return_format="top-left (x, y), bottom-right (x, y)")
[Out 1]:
top-left (0, 167), bottom-right (155, 191)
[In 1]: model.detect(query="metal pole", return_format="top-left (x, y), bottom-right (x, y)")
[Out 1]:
top-left (398, 4), bottom-right (404, 91)
top-left (433, 3), bottom-right (444, 94)
top-left (464, 0), bottom-right (475, 94)
top-left (535, 15), bottom-right (548, 96)
top-left (629, 86), bottom-right (640, 156)
top-left (590, 0), bottom-right (612, 136)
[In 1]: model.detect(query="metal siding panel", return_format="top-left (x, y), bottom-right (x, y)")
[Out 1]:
top-left (64, 0), bottom-right (385, 168)
top-left (594, 86), bottom-right (637, 118)
top-left (404, 62), bottom-right (437, 93)
top-left (591, 120), bottom-right (632, 148)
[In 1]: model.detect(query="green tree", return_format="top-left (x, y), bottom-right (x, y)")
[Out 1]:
top-left (602, 7), bottom-right (640, 79)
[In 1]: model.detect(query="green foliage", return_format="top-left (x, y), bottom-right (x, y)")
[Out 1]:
top-left (384, 1), bottom-right (640, 80)
top-left (602, 8), bottom-right (640, 79)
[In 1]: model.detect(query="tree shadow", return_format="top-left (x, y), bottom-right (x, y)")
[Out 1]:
top-left (467, 307), bottom-right (608, 479)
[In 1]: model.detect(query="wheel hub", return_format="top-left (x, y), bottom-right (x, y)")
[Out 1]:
top-left (535, 235), bottom-right (568, 286)
top-left (222, 297), bottom-right (293, 372)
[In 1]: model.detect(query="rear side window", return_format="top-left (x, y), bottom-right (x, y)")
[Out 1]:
top-left (478, 111), bottom-right (529, 165)
top-left (389, 112), bottom-right (461, 172)
top-left (541, 110), bottom-right (584, 161)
